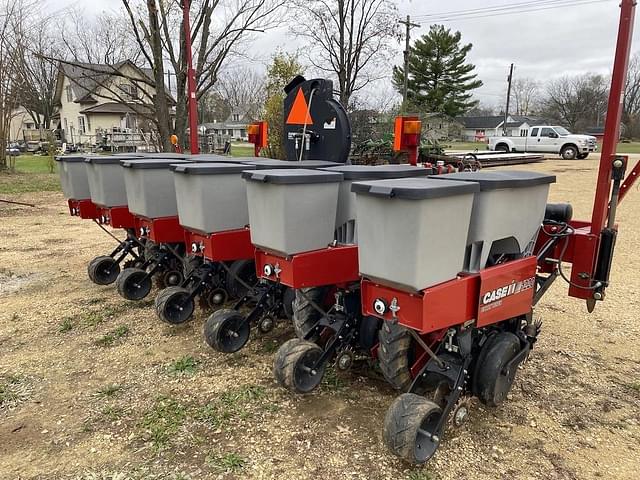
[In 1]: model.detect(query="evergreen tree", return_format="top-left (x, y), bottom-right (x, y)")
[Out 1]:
top-left (393, 25), bottom-right (482, 117)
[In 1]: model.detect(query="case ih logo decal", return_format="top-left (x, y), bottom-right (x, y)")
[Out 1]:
top-left (480, 276), bottom-right (536, 311)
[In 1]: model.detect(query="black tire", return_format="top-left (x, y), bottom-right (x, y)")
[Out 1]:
top-left (200, 287), bottom-right (228, 311)
top-left (378, 321), bottom-right (414, 391)
top-left (561, 144), bottom-right (578, 160)
top-left (383, 393), bottom-right (443, 464)
top-left (203, 309), bottom-right (250, 353)
top-left (473, 331), bottom-right (521, 407)
top-left (87, 255), bottom-right (120, 285)
top-left (155, 286), bottom-right (195, 325)
top-left (577, 152), bottom-right (589, 160)
top-left (292, 287), bottom-right (329, 339)
top-left (358, 315), bottom-right (382, 352)
top-left (116, 268), bottom-right (152, 301)
top-left (182, 255), bottom-right (203, 279)
top-left (495, 143), bottom-right (510, 153)
top-left (161, 269), bottom-right (184, 288)
top-left (282, 287), bottom-right (295, 320)
top-left (273, 338), bottom-right (325, 394)
top-left (225, 260), bottom-right (257, 299)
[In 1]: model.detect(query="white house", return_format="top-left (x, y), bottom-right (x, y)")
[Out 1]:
top-left (9, 106), bottom-right (44, 143)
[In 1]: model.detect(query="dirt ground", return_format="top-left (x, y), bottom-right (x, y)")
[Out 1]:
top-left (1, 156), bottom-right (639, 480)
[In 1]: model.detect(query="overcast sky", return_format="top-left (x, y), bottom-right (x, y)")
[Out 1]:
top-left (48, 0), bottom-right (639, 109)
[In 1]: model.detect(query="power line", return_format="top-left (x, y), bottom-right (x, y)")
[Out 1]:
top-left (413, 0), bottom-right (598, 19)
top-left (411, 0), bottom-right (610, 22)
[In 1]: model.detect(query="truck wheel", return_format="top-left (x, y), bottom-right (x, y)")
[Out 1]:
top-left (495, 143), bottom-right (509, 153)
top-left (577, 152), bottom-right (589, 160)
top-left (561, 145), bottom-right (578, 160)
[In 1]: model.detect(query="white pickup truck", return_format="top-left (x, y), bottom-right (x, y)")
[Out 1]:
top-left (488, 126), bottom-right (597, 159)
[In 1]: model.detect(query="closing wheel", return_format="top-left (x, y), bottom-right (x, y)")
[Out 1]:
top-left (201, 288), bottom-right (228, 310)
top-left (226, 259), bottom-right (257, 299)
top-left (473, 331), bottom-right (521, 407)
top-left (116, 268), bottom-right (152, 301)
top-left (203, 309), bottom-right (250, 353)
top-left (155, 286), bottom-right (195, 325)
top-left (257, 315), bottom-right (275, 334)
top-left (162, 269), bottom-right (184, 288)
top-left (88, 255), bottom-right (121, 285)
top-left (383, 393), bottom-right (443, 464)
top-left (273, 338), bottom-right (325, 394)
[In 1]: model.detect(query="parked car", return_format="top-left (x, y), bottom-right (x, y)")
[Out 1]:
top-left (488, 126), bottom-right (597, 159)
top-left (6, 144), bottom-right (20, 156)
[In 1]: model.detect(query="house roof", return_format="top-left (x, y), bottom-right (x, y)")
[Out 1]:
top-left (80, 103), bottom-right (153, 115)
top-left (457, 116), bottom-right (505, 129)
top-left (55, 60), bottom-right (173, 106)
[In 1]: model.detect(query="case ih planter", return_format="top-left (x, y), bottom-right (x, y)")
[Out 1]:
top-left (56, 154), bottom-right (100, 220)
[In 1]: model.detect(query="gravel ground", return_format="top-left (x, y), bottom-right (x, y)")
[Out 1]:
top-left (0, 155), bottom-right (639, 480)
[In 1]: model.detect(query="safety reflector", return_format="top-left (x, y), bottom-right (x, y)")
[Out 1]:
top-left (286, 88), bottom-right (314, 125)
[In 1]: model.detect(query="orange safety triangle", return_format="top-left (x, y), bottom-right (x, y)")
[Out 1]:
top-left (286, 88), bottom-right (314, 125)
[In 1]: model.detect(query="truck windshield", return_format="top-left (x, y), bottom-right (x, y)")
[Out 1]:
top-left (553, 126), bottom-right (571, 135)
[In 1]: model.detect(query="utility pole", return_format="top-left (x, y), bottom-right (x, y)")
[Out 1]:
top-left (399, 15), bottom-right (420, 111)
top-left (503, 63), bottom-right (514, 136)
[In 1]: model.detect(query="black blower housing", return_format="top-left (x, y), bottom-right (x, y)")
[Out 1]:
top-left (283, 76), bottom-right (351, 163)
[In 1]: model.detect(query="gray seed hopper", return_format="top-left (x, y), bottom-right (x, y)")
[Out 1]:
top-left (243, 169), bottom-right (344, 255)
top-left (430, 171), bottom-right (556, 271)
top-left (172, 162), bottom-right (257, 234)
top-left (352, 178), bottom-right (479, 292)
top-left (121, 159), bottom-right (190, 219)
top-left (84, 156), bottom-right (140, 207)
top-left (56, 154), bottom-right (93, 200)
top-left (321, 164), bottom-right (433, 244)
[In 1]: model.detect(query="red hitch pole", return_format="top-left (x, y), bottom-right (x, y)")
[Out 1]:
top-left (590, 0), bottom-right (636, 233)
top-left (183, 0), bottom-right (200, 155)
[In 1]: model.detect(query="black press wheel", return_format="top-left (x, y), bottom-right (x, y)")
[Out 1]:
top-left (87, 255), bottom-right (120, 285)
top-left (116, 268), bottom-right (152, 301)
top-left (273, 338), bottom-right (325, 394)
top-left (383, 393), bottom-right (443, 464)
top-left (155, 286), bottom-right (195, 325)
top-left (161, 269), bottom-right (184, 288)
top-left (225, 259), bottom-right (257, 299)
top-left (473, 331), bottom-right (521, 407)
top-left (203, 309), bottom-right (250, 353)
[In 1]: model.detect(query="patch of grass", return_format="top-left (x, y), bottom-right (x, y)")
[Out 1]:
top-left (229, 144), bottom-right (255, 157)
top-left (167, 355), bottom-right (198, 375)
top-left (0, 374), bottom-right (31, 411)
top-left (407, 470), bottom-right (436, 480)
top-left (0, 171), bottom-right (61, 194)
top-left (629, 382), bottom-right (640, 392)
top-left (82, 305), bottom-right (122, 328)
top-left (322, 367), bottom-right (346, 391)
top-left (13, 155), bottom-right (57, 174)
top-left (101, 405), bottom-right (125, 421)
top-left (260, 339), bottom-right (279, 354)
top-left (140, 396), bottom-right (187, 449)
top-left (96, 384), bottom-right (121, 398)
top-left (58, 317), bottom-right (73, 333)
top-left (95, 325), bottom-right (129, 347)
top-left (206, 452), bottom-right (246, 473)
top-left (195, 385), bottom-right (268, 429)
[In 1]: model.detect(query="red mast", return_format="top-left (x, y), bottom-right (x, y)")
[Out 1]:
top-left (183, 0), bottom-right (200, 154)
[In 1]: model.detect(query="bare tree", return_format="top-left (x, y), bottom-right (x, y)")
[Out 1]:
top-left (60, 8), bottom-right (142, 64)
top-left (214, 67), bottom-right (266, 118)
top-left (541, 74), bottom-right (609, 132)
top-left (623, 53), bottom-right (640, 138)
top-left (291, 0), bottom-right (400, 110)
top-left (0, 0), bottom-right (32, 169)
top-left (512, 77), bottom-right (539, 116)
top-left (121, 0), bottom-right (285, 150)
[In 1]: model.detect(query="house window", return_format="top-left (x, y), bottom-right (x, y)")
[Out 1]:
top-left (25, 122), bottom-right (35, 130)
top-left (120, 84), bottom-right (139, 99)
top-left (232, 113), bottom-right (240, 122)
top-left (65, 85), bottom-right (73, 102)
top-left (78, 116), bottom-right (86, 134)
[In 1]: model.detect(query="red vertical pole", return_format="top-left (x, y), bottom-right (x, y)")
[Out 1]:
top-left (183, 0), bottom-right (200, 154)
top-left (590, 0), bottom-right (636, 233)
